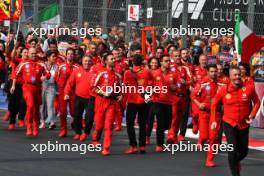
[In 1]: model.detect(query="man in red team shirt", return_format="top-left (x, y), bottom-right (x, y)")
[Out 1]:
top-left (167, 50), bottom-right (192, 144)
top-left (10, 48), bottom-right (50, 137)
top-left (211, 66), bottom-right (260, 176)
top-left (87, 53), bottom-right (107, 133)
top-left (123, 54), bottom-right (152, 154)
top-left (113, 47), bottom-right (128, 131)
top-left (238, 62), bottom-right (254, 86)
top-left (216, 64), bottom-right (230, 145)
top-left (86, 42), bottom-right (101, 65)
top-left (7, 47), bottom-right (28, 129)
top-left (92, 52), bottom-right (123, 156)
top-left (55, 48), bottom-right (79, 138)
top-left (188, 54), bottom-right (208, 137)
top-left (191, 64), bottom-right (225, 167)
top-left (149, 54), bottom-right (174, 152)
top-left (64, 55), bottom-right (93, 141)
top-left (217, 64), bottom-right (230, 84)
top-left (178, 48), bottom-right (194, 141)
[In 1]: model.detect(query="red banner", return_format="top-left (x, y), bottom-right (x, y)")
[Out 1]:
top-left (0, 0), bottom-right (22, 21)
top-left (0, 0), bottom-right (11, 21)
top-left (11, 0), bottom-right (22, 20)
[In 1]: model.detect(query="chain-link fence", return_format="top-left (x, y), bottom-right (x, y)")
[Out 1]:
top-left (20, 0), bottom-right (264, 42)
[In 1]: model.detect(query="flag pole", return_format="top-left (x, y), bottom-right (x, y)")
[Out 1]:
top-left (15, 16), bottom-right (21, 43)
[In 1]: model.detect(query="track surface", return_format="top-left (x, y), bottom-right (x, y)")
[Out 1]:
top-left (0, 113), bottom-right (263, 176)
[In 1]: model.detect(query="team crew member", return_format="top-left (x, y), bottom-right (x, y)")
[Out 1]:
top-left (92, 53), bottom-right (123, 156)
top-left (64, 55), bottom-right (93, 141)
top-left (211, 66), bottom-right (260, 176)
top-left (238, 62), bottom-right (254, 86)
top-left (87, 54), bottom-right (106, 133)
top-left (217, 64), bottom-right (230, 84)
top-left (55, 48), bottom-right (79, 138)
top-left (156, 46), bottom-right (164, 60)
top-left (10, 48), bottom-right (50, 137)
top-left (180, 54), bottom-right (207, 140)
top-left (8, 48), bottom-right (28, 129)
top-left (123, 54), bottom-right (152, 154)
top-left (178, 48), bottom-right (194, 140)
top-left (150, 54), bottom-right (174, 152)
top-left (167, 50), bottom-right (192, 143)
top-left (86, 42), bottom-right (101, 65)
top-left (146, 57), bottom-right (160, 144)
top-left (191, 64), bottom-right (224, 167)
top-left (216, 64), bottom-right (230, 144)
top-left (113, 47), bottom-right (128, 131)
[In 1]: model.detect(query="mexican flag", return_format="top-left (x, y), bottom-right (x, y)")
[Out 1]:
top-left (38, 3), bottom-right (60, 28)
top-left (235, 14), bottom-right (264, 63)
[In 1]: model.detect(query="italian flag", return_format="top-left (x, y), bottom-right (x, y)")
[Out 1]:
top-left (235, 14), bottom-right (264, 63)
top-left (38, 3), bottom-right (60, 29)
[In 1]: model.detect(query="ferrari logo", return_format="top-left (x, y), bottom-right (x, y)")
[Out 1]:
top-left (0, 0), bottom-right (10, 17)
top-left (242, 86), bottom-right (246, 92)
top-left (137, 79), bottom-right (144, 86)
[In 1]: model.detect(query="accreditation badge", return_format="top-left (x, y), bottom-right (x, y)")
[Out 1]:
top-left (31, 76), bottom-right (36, 82)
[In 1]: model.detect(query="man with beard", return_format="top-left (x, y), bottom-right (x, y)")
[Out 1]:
top-left (92, 52), bottom-right (122, 156)
top-left (211, 66), bottom-right (260, 176)
top-left (55, 48), bottom-right (79, 138)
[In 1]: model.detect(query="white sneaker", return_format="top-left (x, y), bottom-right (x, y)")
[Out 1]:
top-left (39, 121), bottom-right (45, 129)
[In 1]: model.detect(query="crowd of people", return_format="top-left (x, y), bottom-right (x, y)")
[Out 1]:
top-left (0, 24), bottom-right (262, 176)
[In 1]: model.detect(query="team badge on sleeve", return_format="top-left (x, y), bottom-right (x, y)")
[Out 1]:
top-left (104, 73), bottom-right (109, 79)
top-left (206, 85), bottom-right (210, 91)
top-left (31, 76), bottom-right (36, 82)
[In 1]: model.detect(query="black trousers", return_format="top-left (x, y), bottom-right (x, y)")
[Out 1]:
top-left (73, 95), bottom-right (94, 135)
top-left (146, 102), bottom-right (154, 137)
top-left (126, 103), bottom-right (148, 147)
top-left (149, 102), bottom-right (172, 146)
top-left (218, 120), bottom-right (224, 144)
top-left (8, 83), bottom-right (26, 124)
top-left (179, 90), bottom-right (190, 136)
top-left (223, 122), bottom-right (249, 176)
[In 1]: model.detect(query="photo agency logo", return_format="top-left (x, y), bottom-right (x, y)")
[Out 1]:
top-left (97, 83), bottom-right (168, 95)
top-left (31, 141), bottom-right (102, 155)
top-left (32, 27), bottom-right (102, 38)
top-left (163, 141), bottom-right (234, 154)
